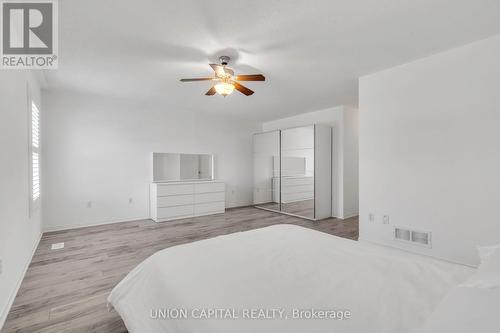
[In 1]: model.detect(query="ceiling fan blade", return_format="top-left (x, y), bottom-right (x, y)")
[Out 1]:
top-left (210, 64), bottom-right (226, 77)
top-left (233, 82), bottom-right (254, 96)
top-left (205, 86), bottom-right (216, 96)
top-left (209, 64), bottom-right (234, 77)
top-left (180, 78), bottom-right (213, 82)
top-left (234, 74), bottom-right (265, 81)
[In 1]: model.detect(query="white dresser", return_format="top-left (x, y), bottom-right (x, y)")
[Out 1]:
top-left (150, 181), bottom-right (225, 222)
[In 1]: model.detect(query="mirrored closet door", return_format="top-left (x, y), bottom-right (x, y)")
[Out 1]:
top-left (253, 124), bottom-right (332, 221)
top-left (253, 130), bottom-right (281, 212)
top-left (280, 126), bottom-right (315, 219)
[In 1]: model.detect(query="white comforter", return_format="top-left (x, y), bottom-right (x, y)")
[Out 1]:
top-left (416, 286), bottom-right (500, 333)
top-left (108, 224), bottom-right (473, 333)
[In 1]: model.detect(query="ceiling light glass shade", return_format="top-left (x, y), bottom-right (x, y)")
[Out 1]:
top-left (214, 82), bottom-right (235, 96)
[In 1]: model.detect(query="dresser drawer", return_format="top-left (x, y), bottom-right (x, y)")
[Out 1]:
top-left (195, 192), bottom-right (225, 204)
top-left (194, 182), bottom-right (225, 194)
top-left (157, 184), bottom-right (194, 196)
top-left (282, 191), bottom-right (314, 202)
top-left (157, 205), bottom-right (194, 219)
top-left (282, 184), bottom-right (314, 194)
top-left (194, 202), bottom-right (225, 215)
top-left (282, 177), bottom-right (314, 186)
top-left (157, 194), bottom-right (194, 207)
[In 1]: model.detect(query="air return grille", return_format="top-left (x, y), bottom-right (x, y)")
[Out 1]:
top-left (394, 227), bottom-right (432, 248)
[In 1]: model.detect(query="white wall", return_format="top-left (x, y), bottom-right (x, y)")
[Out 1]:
top-left (343, 107), bottom-right (359, 218)
top-left (359, 34), bottom-right (500, 266)
top-left (42, 90), bottom-right (260, 231)
top-left (0, 71), bottom-right (43, 328)
top-left (262, 106), bottom-right (359, 218)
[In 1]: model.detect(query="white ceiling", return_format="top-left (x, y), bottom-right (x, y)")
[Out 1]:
top-left (45, 0), bottom-right (500, 120)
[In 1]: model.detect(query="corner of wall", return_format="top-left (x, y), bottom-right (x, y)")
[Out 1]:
top-left (0, 231), bottom-right (42, 330)
top-left (0, 70), bottom-right (44, 330)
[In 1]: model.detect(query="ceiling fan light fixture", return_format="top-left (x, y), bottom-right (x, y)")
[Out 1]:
top-left (180, 55), bottom-right (264, 96)
top-left (214, 81), bottom-right (235, 96)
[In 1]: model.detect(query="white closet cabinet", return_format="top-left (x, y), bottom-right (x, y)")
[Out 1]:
top-left (253, 124), bottom-right (332, 221)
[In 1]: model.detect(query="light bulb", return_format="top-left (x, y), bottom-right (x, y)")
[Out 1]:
top-left (214, 82), bottom-right (235, 96)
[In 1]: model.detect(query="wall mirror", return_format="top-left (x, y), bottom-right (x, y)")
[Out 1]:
top-left (153, 153), bottom-right (214, 182)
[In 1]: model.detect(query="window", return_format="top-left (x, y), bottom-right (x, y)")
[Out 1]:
top-left (30, 101), bottom-right (41, 208)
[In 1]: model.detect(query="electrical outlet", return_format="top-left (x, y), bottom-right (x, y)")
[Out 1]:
top-left (87, 201), bottom-right (92, 208)
top-left (369, 213), bottom-right (375, 222)
top-left (383, 215), bottom-right (390, 224)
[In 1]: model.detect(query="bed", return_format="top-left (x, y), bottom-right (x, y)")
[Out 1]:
top-left (108, 224), bottom-right (473, 333)
top-left (417, 285), bottom-right (500, 333)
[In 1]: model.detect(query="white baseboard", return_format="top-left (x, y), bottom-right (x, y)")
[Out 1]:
top-left (43, 216), bottom-right (151, 232)
top-left (341, 212), bottom-right (359, 219)
top-left (330, 212), bottom-right (358, 219)
top-left (0, 232), bottom-right (42, 330)
top-left (358, 237), bottom-right (477, 269)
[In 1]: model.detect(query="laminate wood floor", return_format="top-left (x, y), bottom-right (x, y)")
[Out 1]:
top-left (2, 207), bottom-right (358, 333)
top-left (256, 199), bottom-right (315, 219)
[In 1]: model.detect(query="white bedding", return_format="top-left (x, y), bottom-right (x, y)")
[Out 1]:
top-left (416, 286), bottom-right (500, 333)
top-left (108, 224), bottom-right (473, 333)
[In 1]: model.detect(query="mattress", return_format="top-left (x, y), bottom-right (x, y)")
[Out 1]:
top-left (108, 224), bottom-right (473, 333)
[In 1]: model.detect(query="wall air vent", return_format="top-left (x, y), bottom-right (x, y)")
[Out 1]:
top-left (394, 227), bottom-right (431, 248)
top-left (51, 242), bottom-right (65, 250)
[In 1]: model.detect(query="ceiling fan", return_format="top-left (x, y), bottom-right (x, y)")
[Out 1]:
top-left (180, 56), bottom-right (265, 97)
